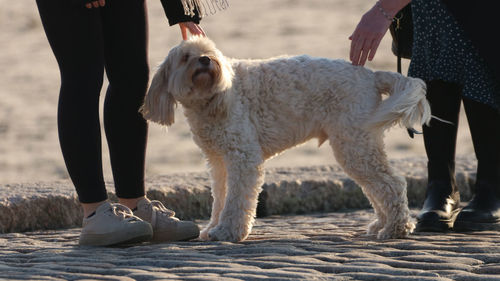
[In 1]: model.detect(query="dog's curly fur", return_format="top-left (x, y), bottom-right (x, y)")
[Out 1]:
top-left (141, 37), bottom-right (431, 242)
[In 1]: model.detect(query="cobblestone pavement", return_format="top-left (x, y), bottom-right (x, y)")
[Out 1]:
top-left (1, 210), bottom-right (499, 281)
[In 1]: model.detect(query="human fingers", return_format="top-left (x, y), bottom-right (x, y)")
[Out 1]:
top-left (350, 31), bottom-right (385, 65)
top-left (180, 25), bottom-right (188, 40)
top-left (367, 37), bottom-right (383, 62)
top-left (349, 32), bottom-right (358, 62)
top-left (179, 22), bottom-right (207, 40)
top-left (84, 0), bottom-right (102, 8)
top-left (191, 24), bottom-right (206, 37)
top-left (351, 42), bottom-right (365, 66)
top-left (349, 19), bottom-right (369, 64)
top-left (358, 38), bottom-right (374, 66)
top-left (350, 33), bottom-right (366, 65)
top-left (185, 22), bottom-right (207, 37)
top-left (192, 26), bottom-right (206, 37)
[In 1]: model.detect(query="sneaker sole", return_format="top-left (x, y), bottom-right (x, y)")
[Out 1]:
top-left (79, 225), bottom-right (153, 246)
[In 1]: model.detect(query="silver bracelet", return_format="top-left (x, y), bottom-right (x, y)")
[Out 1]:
top-left (376, 1), bottom-right (394, 22)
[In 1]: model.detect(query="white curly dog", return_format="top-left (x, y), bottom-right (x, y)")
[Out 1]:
top-left (141, 36), bottom-right (431, 242)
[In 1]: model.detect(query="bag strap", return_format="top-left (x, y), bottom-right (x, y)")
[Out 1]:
top-left (397, 46), bottom-right (403, 74)
top-left (394, 16), bottom-right (420, 139)
top-left (394, 16), bottom-right (403, 75)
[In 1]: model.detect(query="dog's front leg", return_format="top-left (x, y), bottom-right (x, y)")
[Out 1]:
top-left (200, 154), bottom-right (227, 240)
top-left (207, 150), bottom-right (264, 242)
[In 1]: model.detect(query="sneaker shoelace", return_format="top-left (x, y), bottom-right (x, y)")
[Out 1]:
top-left (109, 203), bottom-right (141, 222)
top-left (149, 200), bottom-right (176, 228)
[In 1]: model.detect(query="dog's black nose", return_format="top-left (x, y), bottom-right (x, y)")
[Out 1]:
top-left (199, 56), bottom-right (211, 66)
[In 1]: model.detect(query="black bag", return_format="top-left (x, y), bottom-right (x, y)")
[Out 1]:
top-left (389, 4), bottom-right (413, 72)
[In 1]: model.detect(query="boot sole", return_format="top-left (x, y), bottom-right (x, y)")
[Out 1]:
top-left (416, 219), bottom-right (454, 232)
top-left (453, 220), bottom-right (500, 232)
top-left (415, 209), bottom-right (460, 232)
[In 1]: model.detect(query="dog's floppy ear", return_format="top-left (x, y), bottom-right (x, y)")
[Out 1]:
top-left (140, 61), bottom-right (176, 126)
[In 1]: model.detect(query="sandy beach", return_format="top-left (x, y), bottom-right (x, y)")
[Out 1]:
top-left (0, 0), bottom-right (474, 185)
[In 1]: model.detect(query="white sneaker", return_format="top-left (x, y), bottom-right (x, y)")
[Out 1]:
top-left (134, 198), bottom-right (200, 242)
top-left (79, 202), bottom-right (153, 246)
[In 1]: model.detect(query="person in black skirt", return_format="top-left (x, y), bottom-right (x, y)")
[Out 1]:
top-left (36, 0), bottom-right (206, 246)
top-left (349, 0), bottom-right (500, 232)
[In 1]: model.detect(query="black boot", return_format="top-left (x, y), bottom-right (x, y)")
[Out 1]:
top-left (416, 179), bottom-right (461, 232)
top-left (453, 98), bottom-right (500, 231)
top-left (454, 181), bottom-right (500, 231)
top-left (416, 81), bottom-right (462, 232)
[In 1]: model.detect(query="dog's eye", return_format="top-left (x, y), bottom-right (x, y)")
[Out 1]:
top-left (181, 54), bottom-right (190, 63)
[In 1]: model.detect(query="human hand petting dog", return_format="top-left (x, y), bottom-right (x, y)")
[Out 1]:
top-left (349, 0), bottom-right (410, 66)
top-left (179, 22), bottom-right (206, 40)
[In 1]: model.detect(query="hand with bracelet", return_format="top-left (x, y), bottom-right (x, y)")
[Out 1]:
top-left (349, 0), bottom-right (410, 66)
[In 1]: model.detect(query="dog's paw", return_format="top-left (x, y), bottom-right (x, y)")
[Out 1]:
top-left (376, 227), bottom-right (397, 240)
top-left (207, 225), bottom-right (247, 242)
top-left (199, 227), bottom-right (211, 241)
top-left (367, 219), bottom-right (384, 235)
top-left (200, 220), bottom-right (221, 241)
top-left (376, 221), bottom-right (415, 239)
top-left (405, 221), bottom-right (416, 234)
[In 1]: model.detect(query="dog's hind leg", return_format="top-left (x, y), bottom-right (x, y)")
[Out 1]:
top-left (207, 150), bottom-right (264, 242)
top-left (328, 129), bottom-right (414, 239)
top-left (365, 193), bottom-right (388, 235)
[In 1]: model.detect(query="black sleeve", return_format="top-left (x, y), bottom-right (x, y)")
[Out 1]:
top-left (160, 0), bottom-right (201, 26)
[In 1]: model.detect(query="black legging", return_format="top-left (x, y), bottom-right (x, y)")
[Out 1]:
top-left (36, 0), bottom-right (149, 203)
top-left (424, 80), bottom-right (500, 189)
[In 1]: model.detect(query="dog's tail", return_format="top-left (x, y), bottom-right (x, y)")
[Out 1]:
top-left (366, 71), bottom-right (431, 132)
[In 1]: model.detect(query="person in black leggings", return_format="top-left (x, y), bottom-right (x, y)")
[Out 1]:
top-left (36, 0), bottom-right (206, 246)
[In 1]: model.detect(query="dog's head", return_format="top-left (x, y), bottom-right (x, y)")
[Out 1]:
top-left (141, 36), bottom-right (234, 126)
